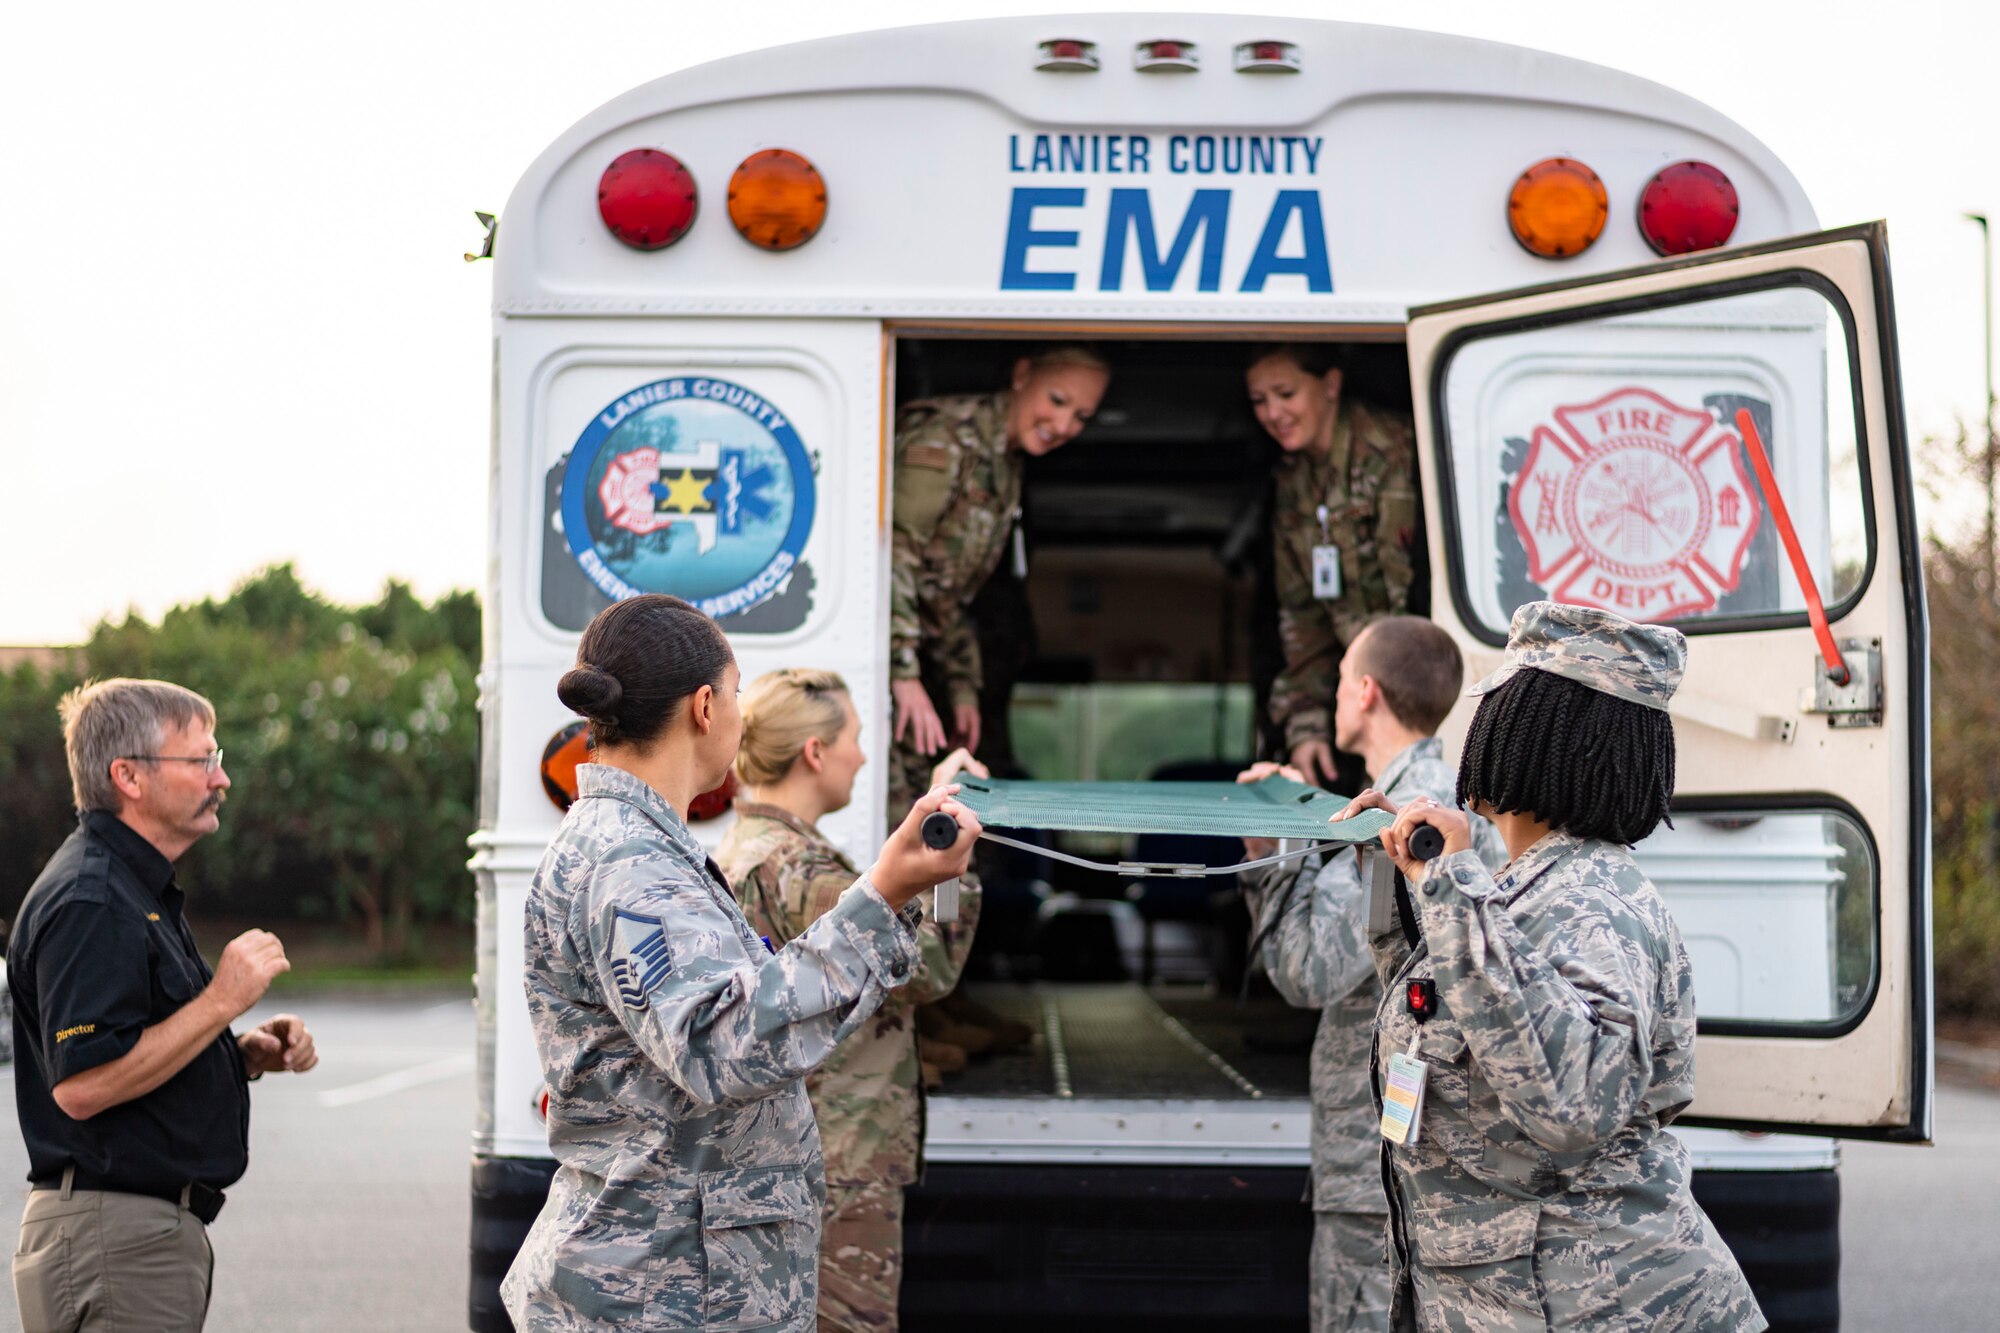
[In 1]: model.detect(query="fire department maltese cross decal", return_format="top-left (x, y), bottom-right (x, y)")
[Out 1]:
top-left (1509, 386), bottom-right (1761, 620)
top-left (560, 376), bottom-right (816, 620)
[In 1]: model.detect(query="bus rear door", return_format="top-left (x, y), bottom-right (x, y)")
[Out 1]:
top-left (1408, 221), bottom-right (1930, 1140)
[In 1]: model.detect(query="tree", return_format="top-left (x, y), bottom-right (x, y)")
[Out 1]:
top-left (0, 661), bottom-right (82, 922)
top-left (1, 565), bottom-right (480, 961)
top-left (1921, 426), bottom-right (2000, 1017)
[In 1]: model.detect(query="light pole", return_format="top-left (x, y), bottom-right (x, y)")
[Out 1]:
top-left (1969, 211), bottom-right (1996, 593)
top-left (1969, 213), bottom-right (2000, 879)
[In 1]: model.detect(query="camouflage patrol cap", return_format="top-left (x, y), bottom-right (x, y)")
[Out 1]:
top-left (1467, 601), bottom-right (1686, 712)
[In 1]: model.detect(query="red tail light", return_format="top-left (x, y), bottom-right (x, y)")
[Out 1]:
top-left (689, 771), bottom-right (738, 822)
top-left (1638, 161), bottom-right (1739, 256)
top-left (598, 148), bottom-right (698, 251)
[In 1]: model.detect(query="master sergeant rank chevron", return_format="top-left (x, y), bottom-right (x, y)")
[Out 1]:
top-left (607, 908), bottom-right (673, 1011)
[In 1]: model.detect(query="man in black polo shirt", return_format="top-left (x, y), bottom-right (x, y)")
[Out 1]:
top-left (9, 678), bottom-right (319, 1332)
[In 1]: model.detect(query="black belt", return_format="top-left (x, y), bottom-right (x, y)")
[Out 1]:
top-left (32, 1167), bottom-right (226, 1224)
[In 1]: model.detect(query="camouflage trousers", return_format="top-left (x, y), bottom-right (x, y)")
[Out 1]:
top-left (1312, 1210), bottom-right (1392, 1333)
top-left (817, 1178), bottom-right (905, 1333)
top-left (886, 730), bottom-right (935, 836)
top-left (887, 659), bottom-right (976, 834)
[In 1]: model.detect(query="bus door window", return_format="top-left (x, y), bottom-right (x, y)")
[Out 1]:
top-left (1435, 282), bottom-right (1872, 642)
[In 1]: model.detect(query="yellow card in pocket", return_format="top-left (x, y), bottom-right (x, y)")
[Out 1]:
top-left (1380, 1051), bottom-right (1428, 1145)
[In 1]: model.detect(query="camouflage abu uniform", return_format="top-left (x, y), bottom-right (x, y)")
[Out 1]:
top-left (1369, 604), bottom-right (1764, 1332)
top-left (717, 801), bottom-right (984, 1333)
top-left (1242, 739), bottom-right (1503, 1333)
top-left (1271, 400), bottom-right (1420, 750)
top-left (503, 765), bottom-right (924, 1333)
top-left (888, 392), bottom-right (1018, 815)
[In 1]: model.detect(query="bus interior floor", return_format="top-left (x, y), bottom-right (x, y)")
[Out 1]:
top-left (933, 983), bottom-right (1316, 1103)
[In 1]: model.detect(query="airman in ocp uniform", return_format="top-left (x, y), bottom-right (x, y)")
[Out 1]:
top-left (1246, 346), bottom-right (1420, 788)
top-left (501, 596), bottom-right (978, 1333)
top-left (716, 668), bottom-right (987, 1332)
top-left (887, 347), bottom-right (1111, 816)
top-left (1238, 618), bottom-right (1503, 1333)
top-left (1353, 602), bottom-right (1765, 1332)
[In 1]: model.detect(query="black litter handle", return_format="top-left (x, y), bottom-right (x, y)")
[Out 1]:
top-left (920, 812), bottom-right (961, 923)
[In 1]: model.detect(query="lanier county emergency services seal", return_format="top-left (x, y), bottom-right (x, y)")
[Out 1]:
top-left (1510, 386), bottom-right (1761, 620)
top-left (560, 377), bottom-right (815, 619)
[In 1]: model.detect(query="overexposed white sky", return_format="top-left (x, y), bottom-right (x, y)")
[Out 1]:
top-left (3, 1), bottom-right (1995, 642)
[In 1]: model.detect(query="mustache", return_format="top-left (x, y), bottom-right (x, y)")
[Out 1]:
top-left (201, 792), bottom-right (226, 814)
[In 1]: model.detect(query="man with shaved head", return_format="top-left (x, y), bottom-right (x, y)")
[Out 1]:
top-left (1238, 618), bottom-right (1503, 1333)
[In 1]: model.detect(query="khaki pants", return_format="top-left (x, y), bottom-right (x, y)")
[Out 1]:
top-left (12, 1172), bottom-right (213, 1333)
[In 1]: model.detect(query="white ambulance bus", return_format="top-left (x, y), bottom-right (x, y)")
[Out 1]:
top-left (469, 15), bottom-right (1930, 1331)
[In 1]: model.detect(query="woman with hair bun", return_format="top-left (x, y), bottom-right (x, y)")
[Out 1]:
top-left (1344, 602), bottom-right (1762, 1332)
top-left (716, 668), bottom-right (986, 1333)
top-left (501, 595), bottom-right (980, 1333)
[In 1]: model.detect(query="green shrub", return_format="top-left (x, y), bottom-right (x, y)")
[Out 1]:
top-left (1, 565), bottom-right (478, 962)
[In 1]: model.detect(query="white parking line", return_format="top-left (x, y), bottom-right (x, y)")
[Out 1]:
top-left (316, 1052), bottom-right (475, 1108)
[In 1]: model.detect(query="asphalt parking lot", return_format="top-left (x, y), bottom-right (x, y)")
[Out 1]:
top-left (0, 993), bottom-right (1995, 1331)
top-left (0, 993), bottom-right (475, 1333)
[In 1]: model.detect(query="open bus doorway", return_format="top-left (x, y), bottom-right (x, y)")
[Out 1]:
top-left (891, 332), bottom-right (1421, 1329)
top-left (890, 333), bottom-right (1421, 991)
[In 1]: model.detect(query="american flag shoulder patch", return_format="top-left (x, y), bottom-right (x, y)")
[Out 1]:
top-left (608, 908), bottom-right (672, 1011)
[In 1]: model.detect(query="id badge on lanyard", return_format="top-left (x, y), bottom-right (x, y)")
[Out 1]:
top-left (1381, 977), bottom-right (1437, 1145)
top-left (1311, 506), bottom-right (1341, 600)
top-left (1381, 1040), bottom-right (1428, 1145)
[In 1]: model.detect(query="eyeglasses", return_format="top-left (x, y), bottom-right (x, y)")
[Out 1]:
top-left (121, 749), bottom-right (224, 774)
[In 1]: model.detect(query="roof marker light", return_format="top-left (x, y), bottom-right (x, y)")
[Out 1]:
top-left (1037, 39), bottom-right (1099, 71)
top-left (727, 148), bottom-right (827, 251)
top-left (1135, 39), bottom-right (1198, 72)
top-left (1508, 157), bottom-right (1608, 259)
top-left (1234, 41), bottom-right (1300, 73)
top-left (1638, 161), bottom-right (1739, 256)
top-left (597, 148), bottom-right (697, 251)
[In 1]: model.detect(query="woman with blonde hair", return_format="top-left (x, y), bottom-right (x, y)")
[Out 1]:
top-left (715, 667), bottom-right (986, 1333)
top-left (888, 344), bottom-right (1112, 814)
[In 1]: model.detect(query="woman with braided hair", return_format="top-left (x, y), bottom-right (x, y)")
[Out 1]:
top-left (1340, 601), bottom-right (1762, 1332)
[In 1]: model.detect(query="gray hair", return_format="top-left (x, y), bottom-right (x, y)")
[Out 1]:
top-left (60, 678), bottom-right (216, 813)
